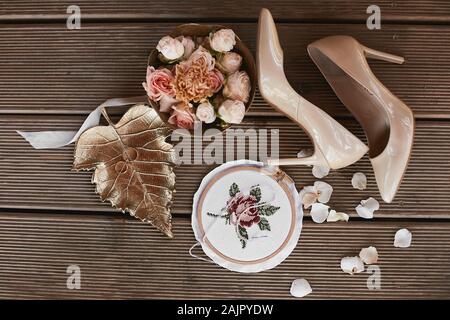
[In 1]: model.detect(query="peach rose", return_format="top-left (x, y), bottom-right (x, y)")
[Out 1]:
top-left (142, 66), bottom-right (175, 101)
top-left (156, 36), bottom-right (184, 61)
top-left (209, 29), bottom-right (236, 52)
top-left (176, 36), bottom-right (196, 60)
top-left (168, 102), bottom-right (196, 129)
top-left (174, 47), bottom-right (217, 102)
top-left (217, 52), bottom-right (243, 74)
top-left (187, 46), bottom-right (215, 71)
top-left (196, 101), bottom-right (216, 124)
top-left (223, 71), bottom-right (251, 103)
top-left (209, 68), bottom-right (224, 93)
top-left (218, 99), bottom-right (245, 124)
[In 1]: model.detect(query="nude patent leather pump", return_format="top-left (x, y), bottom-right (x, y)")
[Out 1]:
top-left (307, 36), bottom-right (414, 203)
top-left (257, 8), bottom-right (368, 170)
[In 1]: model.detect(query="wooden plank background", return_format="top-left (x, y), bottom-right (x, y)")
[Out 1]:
top-left (0, 1), bottom-right (449, 299)
top-left (1, 23), bottom-right (450, 117)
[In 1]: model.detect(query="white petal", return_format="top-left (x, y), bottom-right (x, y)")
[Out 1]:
top-left (340, 256), bottom-right (365, 275)
top-left (327, 210), bottom-right (349, 222)
top-left (302, 192), bottom-right (318, 209)
top-left (394, 228), bottom-right (412, 248)
top-left (310, 203), bottom-right (329, 223)
top-left (359, 246), bottom-right (378, 264)
top-left (290, 278), bottom-right (312, 298)
top-left (297, 149), bottom-right (313, 158)
top-left (352, 172), bottom-right (367, 190)
top-left (314, 181), bottom-right (333, 203)
top-left (312, 165), bottom-right (330, 178)
top-left (299, 186), bottom-right (317, 209)
top-left (356, 197), bottom-right (379, 219)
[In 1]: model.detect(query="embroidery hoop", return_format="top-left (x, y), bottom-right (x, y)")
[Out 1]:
top-left (191, 160), bottom-right (303, 273)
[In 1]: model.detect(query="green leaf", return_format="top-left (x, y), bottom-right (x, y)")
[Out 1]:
top-left (250, 185), bottom-right (261, 202)
top-left (258, 217), bottom-right (271, 231)
top-left (225, 213), bottom-right (231, 225)
top-left (238, 225), bottom-right (248, 249)
top-left (206, 212), bottom-right (220, 218)
top-left (238, 225), bottom-right (248, 240)
top-left (258, 204), bottom-right (280, 216)
top-left (229, 183), bottom-right (240, 197)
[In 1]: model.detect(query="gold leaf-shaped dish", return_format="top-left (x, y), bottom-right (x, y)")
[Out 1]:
top-left (73, 104), bottom-right (177, 237)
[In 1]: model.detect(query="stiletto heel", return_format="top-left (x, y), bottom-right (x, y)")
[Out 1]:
top-left (258, 9), bottom-right (368, 170)
top-left (362, 46), bottom-right (405, 64)
top-left (308, 35), bottom-right (414, 203)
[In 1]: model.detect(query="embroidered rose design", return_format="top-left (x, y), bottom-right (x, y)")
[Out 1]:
top-left (227, 193), bottom-right (259, 227)
top-left (207, 182), bottom-right (280, 248)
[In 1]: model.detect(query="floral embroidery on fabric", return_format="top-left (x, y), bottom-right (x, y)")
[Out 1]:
top-left (207, 183), bottom-right (280, 248)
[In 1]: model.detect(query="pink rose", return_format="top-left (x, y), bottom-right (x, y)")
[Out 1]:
top-left (223, 71), bottom-right (251, 103)
top-left (209, 68), bottom-right (224, 93)
top-left (168, 102), bottom-right (196, 129)
top-left (227, 192), bottom-right (260, 228)
top-left (187, 46), bottom-right (215, 71)
top-left (159, 95), bottom-right (179, 113)
top-left (218, 52), bottom-right (242, 74)
top-left (218, 99), bottom-right (245, 124)
top-left (176, 36), bottom-right (196, 60)
top-left (142, 66), bottom-right (175, 101)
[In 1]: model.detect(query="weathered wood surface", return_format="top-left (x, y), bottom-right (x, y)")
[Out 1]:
top-left (1, 1), bottom-right (449, 23)
top-left (1, 0), bottom-right (450, 300)
top-left (0, 213), bottom-right (449, 299)
top-left (1, 23), bottom-right (450, 118)
top-left (1, 116), bottom-right (449, 218)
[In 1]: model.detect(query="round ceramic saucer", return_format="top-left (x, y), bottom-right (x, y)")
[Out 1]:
top-left (192, 160), bottom-right (303, 273)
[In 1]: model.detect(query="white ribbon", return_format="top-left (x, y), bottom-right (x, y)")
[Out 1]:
top-left (17, 95), bottom-right (148, 149)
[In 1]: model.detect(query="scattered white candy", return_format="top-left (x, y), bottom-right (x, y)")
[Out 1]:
top-left (356, 197), bottom-right (379, 219)
top-left (340, 256), bottom-right (365, 275)
top-left (359, 246), bottom-right (378, 264)
top-left (394, 228), bottom-right (412, 248)
top-left (310, 203), bottom-right (330, 223)
top-left (290, 278), bottom-right (312, 298)
top-left (352, 172), bottom-right (367, 190)
top-left (299, 181), bottom-right (333, 209)
top-left (327, 210), bottom-right (349, 222)
top-left (312, 165), bottom-right (330, 179)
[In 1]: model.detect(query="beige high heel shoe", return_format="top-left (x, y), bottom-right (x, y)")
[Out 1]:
top-left (307, 36), bottom-right (414, 203)
top-left (257, 8), bottom-right (368, 169)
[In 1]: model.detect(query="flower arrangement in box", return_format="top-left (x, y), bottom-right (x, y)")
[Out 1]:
top-left (144, 24), bottom-right (256, 132)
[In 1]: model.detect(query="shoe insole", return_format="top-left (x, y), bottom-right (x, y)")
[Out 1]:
top-left (309, 48), bottom-right (390, 158)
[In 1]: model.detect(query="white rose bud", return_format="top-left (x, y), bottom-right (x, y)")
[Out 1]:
top-left (218, 52), bottom-right (243, 74)
top-left (156, 36), bottom-right (184, 60)
top-left (196, 101), bottom-right (216, 124)
top-left (218, 99), bottom-right (246, 124)
top-left (223, 71), bottom-right (251, 103)
top-left (209, 29), bottom-right (236, 52)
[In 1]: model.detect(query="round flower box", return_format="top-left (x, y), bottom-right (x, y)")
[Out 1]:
top-left (147, 24), bottom-right (256, 135)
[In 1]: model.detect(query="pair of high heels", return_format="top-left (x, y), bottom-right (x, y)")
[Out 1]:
top-left (257, 8), bottom-right (414, 203)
